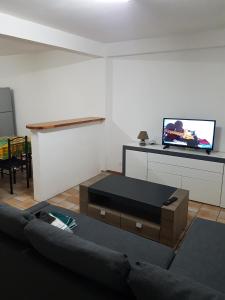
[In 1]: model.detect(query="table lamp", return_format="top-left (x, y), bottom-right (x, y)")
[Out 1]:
top-left (137, 131), bottom-right (149, 146)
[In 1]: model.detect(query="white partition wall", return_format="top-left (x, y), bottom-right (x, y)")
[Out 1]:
top-left (31, 122), bottom-right (105, 202)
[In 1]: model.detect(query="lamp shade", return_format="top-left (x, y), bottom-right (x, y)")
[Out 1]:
top-left (137, 131), bottom-right (149, 140)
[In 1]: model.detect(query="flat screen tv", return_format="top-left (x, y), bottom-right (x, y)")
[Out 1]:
top-left (162, 118), bottom-right (216, 154)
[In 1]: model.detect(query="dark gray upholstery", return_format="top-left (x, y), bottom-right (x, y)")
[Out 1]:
top-left (40, 204), bottom-right (174, 269)
top-left (23, 203), bottom-right (225, 299)
top-left (26, 201), bottom-right (49, 214)
top-left (170, 218), bottom-right (225, 294)
top-left (0, 203), bottom-right (33, 242)
top-left (24, 219), bottom-right (131, 293)
top-left (0, 230), bottom-right (129, 300)
top-left (128, 262), bottom-right (225, 300)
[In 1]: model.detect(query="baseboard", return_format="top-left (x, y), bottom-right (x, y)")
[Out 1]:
top-left (104, 170), bottom-right (122, 175)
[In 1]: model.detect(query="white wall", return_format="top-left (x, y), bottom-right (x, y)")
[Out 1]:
top-left (0, 50), bottom-right (107, 197)
top-left (1, 46), bottom-right (225, 176)
top-left (32, 123), bottom-right (105, 201)
top-left (0, 50), bottom-right (106, 135)
top-left (106, 28), bottom-right (225, 57)
top-left (106, 47), bottom-right (225, 172)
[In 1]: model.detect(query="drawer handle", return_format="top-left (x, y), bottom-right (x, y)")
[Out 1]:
top-left (100, 209), bottom-right (106, 216)
top-left (136, 222), bottom-right (143, 229)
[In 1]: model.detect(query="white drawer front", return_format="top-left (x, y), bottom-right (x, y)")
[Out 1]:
top-left (148, 161), bottom-right (222, 182)
top-left (148, 161), bottom-right (182, 176)
top-left (182, 176), bottom-right (221, 206)
top-left (181, 168), bottom-right (222, 182)
top-left (148, 170), bottom-right (182, 189)
top-left (148, 153), bottom-right (223, 173)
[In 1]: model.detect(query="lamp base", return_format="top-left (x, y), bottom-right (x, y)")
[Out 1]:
top-left (139, 140), bottom-right (146, 146)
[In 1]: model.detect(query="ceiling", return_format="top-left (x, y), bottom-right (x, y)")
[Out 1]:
top-left (0, 35), bottom-right (55, 55)
top-left (0, 0), bottom-right (224, 43)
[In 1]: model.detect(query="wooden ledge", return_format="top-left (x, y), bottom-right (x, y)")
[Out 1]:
top-left (26, 117), bottom-right (105, 130)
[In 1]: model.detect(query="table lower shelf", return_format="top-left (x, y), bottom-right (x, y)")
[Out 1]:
top-left (88, 203), bottom-right (160, 242)
top-left (80, 173), bottom-right (189, 248)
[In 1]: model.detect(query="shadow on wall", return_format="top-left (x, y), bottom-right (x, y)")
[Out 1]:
top-left (118, 47), bottom-right (225, 64)
top-left (214, 127), bottom-right (222, 152)
top-left (0, 50), bottom-right (97, 79)
top-left (107, 121), bottom-right (224, 173)
top-left (107, 121), bottom-right (134, 172)
top-left (26, 50), bottom-right (96, 73)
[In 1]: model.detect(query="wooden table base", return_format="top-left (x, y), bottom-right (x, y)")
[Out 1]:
top-left (80, 173), bottom-right (189, 248)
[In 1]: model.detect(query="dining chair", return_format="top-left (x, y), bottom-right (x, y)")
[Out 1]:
top-left (0, 136), bottom-right (30, 194)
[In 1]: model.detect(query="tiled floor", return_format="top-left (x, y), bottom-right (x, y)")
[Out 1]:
top-left (1, 172), bottom-right (225, 247)
top-left (0, 172), bottom-right (79, 212)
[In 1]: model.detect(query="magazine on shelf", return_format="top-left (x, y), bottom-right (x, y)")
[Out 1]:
top-left (35, 211), bottom-right (77, 232)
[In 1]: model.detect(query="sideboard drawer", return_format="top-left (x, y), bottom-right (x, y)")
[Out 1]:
top-left (88, 204), bottom-right (121, 227)
top-left (121, 213), bottom-right (160, 241)
top-left (148, 170), bottom-right (182, 189)
top-left (148, 161), bottom-right (182, 176)
top-left (148, 161), bottom-right (222, 182)
top-left (148, 153), bottom-right (223, 173)
top-left (182, 177), bottom-right (221, 206)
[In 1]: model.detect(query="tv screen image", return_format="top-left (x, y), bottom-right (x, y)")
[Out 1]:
top-left (162, 118), bottom-right (216, 150)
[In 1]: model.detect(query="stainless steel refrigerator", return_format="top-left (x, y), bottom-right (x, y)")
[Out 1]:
top-left (0, 88), bottom-right (16, 136)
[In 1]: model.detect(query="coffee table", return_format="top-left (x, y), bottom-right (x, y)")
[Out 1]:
top-left (80, 173), bottom-right (189, 247)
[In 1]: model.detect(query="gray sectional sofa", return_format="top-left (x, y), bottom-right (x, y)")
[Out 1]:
top-left (0, 201), bottom-right (224, 300)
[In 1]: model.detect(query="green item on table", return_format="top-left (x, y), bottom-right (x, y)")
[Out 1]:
top-left (0, 136), bottom-right (31, 160)
top-left (50, 211), bottom-right (77, 231)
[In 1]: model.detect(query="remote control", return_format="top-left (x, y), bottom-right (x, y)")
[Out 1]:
top-left (163, 196), bottom-right (178, 206)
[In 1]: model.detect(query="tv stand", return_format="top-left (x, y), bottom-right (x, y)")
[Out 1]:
top-left (122, 143), bottom-right (225, 207)
top-left (163, 144), bottom-right (211, 155)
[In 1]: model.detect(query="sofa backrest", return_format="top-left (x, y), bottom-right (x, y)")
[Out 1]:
top-left (24, 218), bottom-right (132, 294)
top-left (128, 261), bottom-right (225, 300)
top-left (0, 203), bottom-right (33, 243)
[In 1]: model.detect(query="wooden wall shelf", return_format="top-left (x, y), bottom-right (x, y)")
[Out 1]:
top-left (26, 117), bottom-right (105, 130)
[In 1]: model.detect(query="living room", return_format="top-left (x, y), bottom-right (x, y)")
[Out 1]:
top-left (0, 1), bottom-right (225, 299)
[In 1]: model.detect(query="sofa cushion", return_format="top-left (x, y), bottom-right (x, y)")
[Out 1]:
top-left (35, 204), bottom-right (174, 269)
top-left (25, 201), bottom-right (50, 214)
top-left (0, 229), bottom-right (128, 300)
top-left (170, 218), bottom-right (225, 294)
top-left (128, 262), bottom-right (225, 300)
top-left (24, 219), bottom-right (131, 293)
top-left (0, 203), bottom-right (33, 242)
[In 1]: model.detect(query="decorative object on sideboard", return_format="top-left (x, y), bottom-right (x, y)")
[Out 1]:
top-left (137, 131), bottom-right (149, 146)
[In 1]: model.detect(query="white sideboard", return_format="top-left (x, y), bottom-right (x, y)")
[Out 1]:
top-left (123, 143), bottom-right (225, 207)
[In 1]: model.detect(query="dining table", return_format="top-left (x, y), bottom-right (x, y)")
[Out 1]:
top-left (0, 136), bottom-right (31, 160)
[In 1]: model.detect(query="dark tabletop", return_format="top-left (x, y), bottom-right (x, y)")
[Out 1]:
top-left (89, 175), bottom-right (176, 209)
